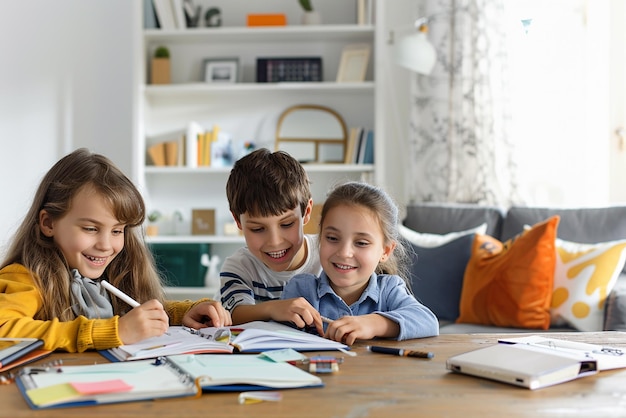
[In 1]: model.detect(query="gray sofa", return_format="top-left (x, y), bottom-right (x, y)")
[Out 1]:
top-left (402, 203), bottom-right (626, 333)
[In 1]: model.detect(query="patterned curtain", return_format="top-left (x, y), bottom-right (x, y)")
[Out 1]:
top-left (407, 0), bottom-right (523, 206)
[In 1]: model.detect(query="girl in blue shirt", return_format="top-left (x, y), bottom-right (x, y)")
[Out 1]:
top-left (282, 182), bottom-right (438, 344)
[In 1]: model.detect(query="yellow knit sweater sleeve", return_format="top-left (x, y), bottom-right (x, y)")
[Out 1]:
top-left (0, 263), bottom-right (122, 352)
top-left (165, 298), bottom-right (213, 325)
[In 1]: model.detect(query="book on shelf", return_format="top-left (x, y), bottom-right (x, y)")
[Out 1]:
top-left (360, 129), bottom-right (374, 164)
top-left (146, 129), bottom-right (186, 166)
top-left (356, 0), bottom-right (375, 25)
top-left (347, 127), bottom-right (374, 164)
top-left (344, 127), bottom-right (360, 164)
top-left (0, 338), bottom-right (51, 373)
top-left (185, 122), bottom-right (225, 167)
top-left (185, 121), bottom-right (203, 168)
top-left (446, 343), bottom-right (598, 390)
top-left (170, 0), bottom-right (186, 29)
top-left (147, 140), bottom-right (180, 166)
top-left (101, 320), bottom-right (349, 362)
top-left (143, 0), bottom-right (158, 29)
top-left (147, 142), bottom-right (166, 166)
top-left (152, 0), bottom-right (176, 30)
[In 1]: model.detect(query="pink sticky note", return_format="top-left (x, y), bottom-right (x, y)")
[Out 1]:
top-left (70, 379), bottom-right (133, 395)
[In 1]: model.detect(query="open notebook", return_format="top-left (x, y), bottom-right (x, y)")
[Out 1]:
top-left (103, 321), bottom-right (349, 361)
top-left (167, 354), bottom-right (322, 391)
top-left (16, 358), bottom-right (199, 409)
top-left (16, 354), bottom-right (322, 409)
top-left (497, 335), bottom-right (626, 371)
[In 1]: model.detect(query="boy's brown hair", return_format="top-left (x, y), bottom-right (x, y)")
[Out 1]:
top-left (226, 148), bottom-right (311, 221)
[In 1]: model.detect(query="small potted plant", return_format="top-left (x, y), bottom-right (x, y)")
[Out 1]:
top-left (146, 210), bottom-right (162, 236)
top-left (298, 0), bottom-right (321, 25)
top-left (298, 0), bottom-right (313, 11)
top-left (151, 46), bottom-right (170, 84)
top-left (172, 209), bottom-right (186, 235)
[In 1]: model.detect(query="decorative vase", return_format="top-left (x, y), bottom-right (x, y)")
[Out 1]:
top-left (150, 57), bottom-right (170, 84)
top-left (146, 224), bottom-right (159, 236)
top-left (301, 11), bottom-right (321, 25)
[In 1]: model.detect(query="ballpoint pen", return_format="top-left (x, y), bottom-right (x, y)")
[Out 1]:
top-left (367, 345), bottom-right (434, 359)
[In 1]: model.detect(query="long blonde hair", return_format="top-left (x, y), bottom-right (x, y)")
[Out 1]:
top-left (1, 148), bottom-right (165, 320)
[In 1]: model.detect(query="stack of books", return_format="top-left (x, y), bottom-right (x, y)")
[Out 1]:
top-left (344, 127), bottom-right (374, 164)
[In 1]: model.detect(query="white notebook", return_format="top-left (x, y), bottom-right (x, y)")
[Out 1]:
top-left (104, 321), bottom-right (349, 361)
top-left (446, 343), bottom-right (597, 390)
top-left (167, 354), bottom-right (323, 390)
top-left (498, 335), bottom-right (626, 371)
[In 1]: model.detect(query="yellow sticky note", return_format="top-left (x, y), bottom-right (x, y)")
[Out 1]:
top-left (27, 383), bottom-right (80, 406)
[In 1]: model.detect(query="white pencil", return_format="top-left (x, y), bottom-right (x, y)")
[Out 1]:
top-left (100, 280), bottom-right (140, 308)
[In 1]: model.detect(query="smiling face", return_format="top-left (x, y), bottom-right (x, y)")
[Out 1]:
top-left (39, 185), bottom-right (126, 279)
top-left (319, 203), bottom-right (395, 300)
top-left (235, 200), bottom-right (312, 272)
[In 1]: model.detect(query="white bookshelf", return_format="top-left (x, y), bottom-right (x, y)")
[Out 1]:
top-left (137, 1), bottom-right (388, 294)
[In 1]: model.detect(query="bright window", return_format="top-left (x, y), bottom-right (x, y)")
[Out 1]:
top-left (505, 1), bottom-right (611, 206)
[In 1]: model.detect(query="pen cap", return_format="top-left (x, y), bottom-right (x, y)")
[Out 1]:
top-left (406, 350), bottom-right (434, 359)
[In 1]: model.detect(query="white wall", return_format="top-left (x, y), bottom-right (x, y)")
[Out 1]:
top-left (0, 1), bottom-right (137, 255)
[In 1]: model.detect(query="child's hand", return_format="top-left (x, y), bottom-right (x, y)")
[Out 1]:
top-left (182, 301), bottom-right (232, 329)
top-left (324, 314), bottom-right (400, 345)
top-left (269, 298), bottom-right (324, 336)
top-left (118, 299), bottom-right (169, 344)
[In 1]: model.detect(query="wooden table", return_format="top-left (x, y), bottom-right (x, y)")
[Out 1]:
top-left (3, 332), bottom-right (626, 417)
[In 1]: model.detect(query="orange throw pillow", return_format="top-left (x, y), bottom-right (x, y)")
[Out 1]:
top-left (457, 216), bottom-right (559, 329)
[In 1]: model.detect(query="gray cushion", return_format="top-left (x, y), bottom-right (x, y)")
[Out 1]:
top-left (408, 233), bottom-right (475, 322)
top-left (502, 206), bottom-right (626, 274)
top-left (439, 323), bottom-right (576, 334)
top-left (604, 274), bottom-right (626, 331)
top-left (404, 203), bottom-right (505, 238)
top-left (502, 206), bottom-right (626, 242)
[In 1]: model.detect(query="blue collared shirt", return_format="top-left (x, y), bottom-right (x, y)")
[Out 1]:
top-left (281, 271), bottom-right (439, 340)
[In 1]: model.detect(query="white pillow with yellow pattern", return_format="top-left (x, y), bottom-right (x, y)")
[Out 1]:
top-left (551, 238), bottom-right (626, 331)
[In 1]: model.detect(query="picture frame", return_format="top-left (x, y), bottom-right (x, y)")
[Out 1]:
top-left (203, 58), bottom-right (239, 83)
top-left (336, 44), bottom-right (371, 82)
top-left (191, 209), bottom-right (216, 235)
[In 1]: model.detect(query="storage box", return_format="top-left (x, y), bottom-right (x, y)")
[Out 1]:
top-left (150, 243), bottom-right (210, 287)
top-left (246, 14), bottom-right (286, 26)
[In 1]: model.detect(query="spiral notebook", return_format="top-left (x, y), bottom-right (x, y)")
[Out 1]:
top-left (167, 354), bottom-right (323, 391)
top-left (102, 321), bottom-right (349, 362)
top-left (16, 354), bottom-right (322, 408)
top-left (16, 357), bottom-right (199, 409)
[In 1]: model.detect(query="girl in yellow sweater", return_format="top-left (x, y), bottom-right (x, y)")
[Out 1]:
top-left (0, 148), bottom-right (231, 352)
